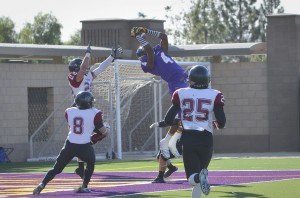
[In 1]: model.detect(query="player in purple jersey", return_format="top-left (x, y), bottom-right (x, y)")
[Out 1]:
top-left (131, 27), bottom-right (188, 182)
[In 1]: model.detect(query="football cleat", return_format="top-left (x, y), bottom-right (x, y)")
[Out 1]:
top-left (74, 186), bottom-right (91, 193)
top-left (152, 177), bottom-right (165, 183)
top-left (33, 183), bottom-right (45, 195)
top-left (164, 166), bottom-right (178, 178)
top-left (199, 169), bottom-right (210, 195)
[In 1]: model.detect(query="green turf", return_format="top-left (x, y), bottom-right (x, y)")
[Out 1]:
top-left (121, 179), bottom-right (300, 198)
top-left (1, 157), bottom-right (300, 198)
top-left (1, 157), bottom-right (300, 173)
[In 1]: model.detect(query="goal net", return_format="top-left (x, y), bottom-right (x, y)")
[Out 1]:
top-left (91, 59), bottom-right (210, 159)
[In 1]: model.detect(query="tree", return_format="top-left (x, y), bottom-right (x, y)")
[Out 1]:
top-left (256, 0), bottom-right (284, 41)
top-left (165, 0), bottom-right (285, 44)
top-left (32, 12), bottom-right (62, 44)
top-left (64, 29), bottom-right (81, 45)
top-left (0, 16), bottom-right (18, 43)
top-left (19, 23), bottom-right (34, 44)
top-left (182, 0), bottom-right (227, 44)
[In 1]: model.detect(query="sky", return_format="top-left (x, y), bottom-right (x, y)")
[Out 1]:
top-left (0, 0), bottom-right (299, 42)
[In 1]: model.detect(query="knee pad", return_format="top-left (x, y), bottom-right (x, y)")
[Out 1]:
top-left (188, 173), bottom-right (198, 186)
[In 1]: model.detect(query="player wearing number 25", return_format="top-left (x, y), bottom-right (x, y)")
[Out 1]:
top-left (161, 65), bottom-right (226, 197)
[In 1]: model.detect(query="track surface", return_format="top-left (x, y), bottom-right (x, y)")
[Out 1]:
top-left (1, 170), bottom-right (300, 197)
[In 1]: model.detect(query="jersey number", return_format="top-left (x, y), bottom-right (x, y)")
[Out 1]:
top-left (84, 81), bottom-right (91, 92)
top-left (182, 98), bottom-right (211, 122)
top-left (73, 117), bottom-right (84, 134)
top-left (161, 52), bottom-right (173, 64)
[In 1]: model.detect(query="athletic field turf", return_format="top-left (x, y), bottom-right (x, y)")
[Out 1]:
top-left (0, 154), bottom-right (300, 197)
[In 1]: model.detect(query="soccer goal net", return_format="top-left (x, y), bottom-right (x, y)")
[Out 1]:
top-left (28, 59), bottom-right (210, 161)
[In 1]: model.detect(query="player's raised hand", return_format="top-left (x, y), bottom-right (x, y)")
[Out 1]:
top-left (131, 27), bottom-right (148, 37)
top-left (111, 46), bottom-right (123, 59)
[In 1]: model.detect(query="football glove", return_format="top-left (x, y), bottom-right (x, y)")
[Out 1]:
top-left (212, 120), bottom-right (219, 130)
top-left (149, 118), bottom-right (180, 128)
top-left (168, 132), bottom-right (182, 158)
top-left (103, 122), bottom-right (111, 129)
top-left (130, 27), bottom-right (148, 37)
top-left (111, 46), bottom-right (123, 59)
top-left (90, 133), bottom-right (107, 144)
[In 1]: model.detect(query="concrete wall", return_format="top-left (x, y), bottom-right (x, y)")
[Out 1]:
top-left (0, 63), bottom-right (70, 161)
top-left (266, 14), bottom-right (300, 151)
top-left (211, 62), bottom-right (270, 153)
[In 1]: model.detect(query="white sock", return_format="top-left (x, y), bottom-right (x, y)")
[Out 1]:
top-left (192, 184), bottom-right (202, 198)
top-left (164, 133), bottom-right (172, 142)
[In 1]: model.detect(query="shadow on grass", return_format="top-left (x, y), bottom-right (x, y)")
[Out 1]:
top-left (215, 184), bottom-right (267, 198)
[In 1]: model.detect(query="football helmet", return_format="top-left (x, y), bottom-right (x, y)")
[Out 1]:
top-left (75, 91), bottom-right (95, 109)
top-left (188, 65), bottom-right (210, 89)
top-left (136, 46), bottom-right (146, 59)
top-left (68, 58), bottom-right (82, 72)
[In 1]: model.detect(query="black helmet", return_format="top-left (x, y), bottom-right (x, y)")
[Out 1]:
top-left (188, 65), bottom-right (210, 89)
top-left (75, 91), bottom-right (95, 109)
top-left (68, 58), bottom-right (82, 72)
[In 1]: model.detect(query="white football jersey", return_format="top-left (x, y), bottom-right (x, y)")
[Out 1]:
top-left (65, 107), bottom-right (102, 144)
top-left (68, 71), bottom-right (94, 97)
top-left (172, 87), bottom-right (225, 133)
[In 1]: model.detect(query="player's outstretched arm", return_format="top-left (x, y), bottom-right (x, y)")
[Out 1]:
top-left (91, 122), bottom-right (110, 144)
top-left (91, 46), bottom-right (123, 79)
top-left (149, 118), bottom-right (180, 128)
top-left (76, 42), bottom-right (91, 82)
top-left (131, 27), bottom-right (168, 53)
top-left (131, 28), bottom-right (155, 69)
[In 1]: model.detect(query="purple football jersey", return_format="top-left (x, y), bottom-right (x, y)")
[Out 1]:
top-left (140, 44), bottom-right (188, 91)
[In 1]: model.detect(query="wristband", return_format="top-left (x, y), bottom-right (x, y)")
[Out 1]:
top-left (147, 29), bottom-right (160, 38)
top-left (136, 35), bottom-right (149, 47)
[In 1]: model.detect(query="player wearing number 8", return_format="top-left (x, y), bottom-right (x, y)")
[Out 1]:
top-left (33, 91), bottom-right (109, 195)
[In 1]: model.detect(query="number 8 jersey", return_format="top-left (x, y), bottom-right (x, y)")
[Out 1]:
top-left (172, 87), bottom-right (225, 133)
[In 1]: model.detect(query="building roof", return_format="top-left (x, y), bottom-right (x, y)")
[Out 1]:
top-left (168, 42), bottom-right (266, 57)
top-left (0, 43), bottom-right (131, 60)
top-left (0, 42), bottom-right (266, 60)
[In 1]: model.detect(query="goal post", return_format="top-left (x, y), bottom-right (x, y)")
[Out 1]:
top-left (107, 59), bottom-right (211, 159)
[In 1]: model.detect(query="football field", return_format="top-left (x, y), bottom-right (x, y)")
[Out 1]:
top-left (0, 154), bottom-right (300, 197)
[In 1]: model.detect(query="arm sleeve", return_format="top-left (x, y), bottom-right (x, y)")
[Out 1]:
top-left (92, 55), bottom-right (114, 77)
top-left (164, 104), bottom-right (181, 126)
top-left (213, 105), bottom-right (226, 129)
top-left (94, 111), bottom-right (104, 132)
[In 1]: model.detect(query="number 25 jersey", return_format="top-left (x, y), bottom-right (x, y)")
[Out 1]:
top-left (172, 87), bottom-right (225, 133)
